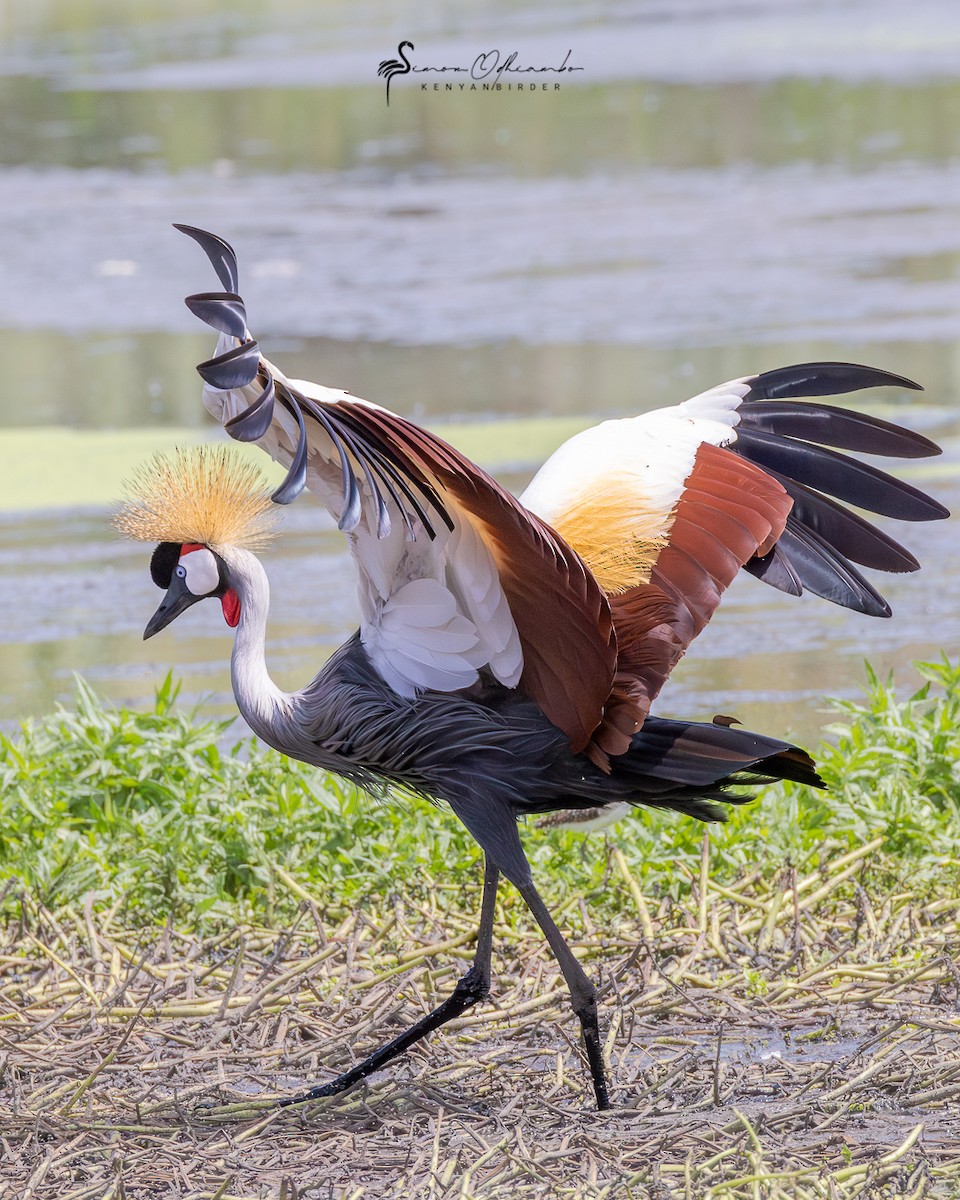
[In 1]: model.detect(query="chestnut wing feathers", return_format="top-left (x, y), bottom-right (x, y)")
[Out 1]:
top-left (321, 401), bottom-right (618, 752)
top-left (522, 365), bottom-right (946, 761)
top-left (178, 226), bottom-right (947, 761)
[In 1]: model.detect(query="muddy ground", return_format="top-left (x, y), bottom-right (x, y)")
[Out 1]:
top-left (3, 847), bottom-right (959, 1198)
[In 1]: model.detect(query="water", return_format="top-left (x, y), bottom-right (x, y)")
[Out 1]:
top-left (0, 0), bottom-right (958, 751)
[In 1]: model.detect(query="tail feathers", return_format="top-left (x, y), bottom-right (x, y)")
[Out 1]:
top-left (621, 715), bottom-right (823, 793)
top-left (538, 715), bottom-right (822, 831)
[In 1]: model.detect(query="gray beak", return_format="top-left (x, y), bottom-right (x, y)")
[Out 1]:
top-left (143, 575), bottom-right (203, 640)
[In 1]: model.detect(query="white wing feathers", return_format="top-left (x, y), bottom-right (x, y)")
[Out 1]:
top-left (201, 347), bottom-right (523, 698)
top-left (200, 343), bottom-right (754, 701)
top-left (520, 378), bottom-right (753, 529)
top-left (674, 377), bottom-right (753, 432)
top-left (371, 579), bottom-right (486, 695)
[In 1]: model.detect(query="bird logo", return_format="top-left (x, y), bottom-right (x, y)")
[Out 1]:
top-left (378, 41), bottom-right (414, 106)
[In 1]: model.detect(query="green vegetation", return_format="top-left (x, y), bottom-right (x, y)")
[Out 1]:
top-left (3, 659), bottom-right (958, 1199)
top-left (1, 658), bottom-right (958, 929)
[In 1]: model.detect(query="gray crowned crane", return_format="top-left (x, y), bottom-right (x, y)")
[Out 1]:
top-left (116, 225), bottom-right (949, 1110)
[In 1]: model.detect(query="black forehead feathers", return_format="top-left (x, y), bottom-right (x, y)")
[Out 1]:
top-left (150, 542), bottom-right (182, 589)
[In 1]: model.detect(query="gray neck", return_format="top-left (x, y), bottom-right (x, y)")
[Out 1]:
top-left (223, 547), bottom-right (293, 744)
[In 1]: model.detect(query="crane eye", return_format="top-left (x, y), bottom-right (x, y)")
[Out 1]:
top-left (176, 565), bottom-right (187, 579)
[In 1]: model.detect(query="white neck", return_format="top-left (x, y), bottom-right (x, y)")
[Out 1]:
top-left (222, 547), bottom-right (292, 743)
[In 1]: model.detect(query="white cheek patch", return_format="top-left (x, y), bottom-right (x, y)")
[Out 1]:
top-left (180, 548), bottom-right (221, 596)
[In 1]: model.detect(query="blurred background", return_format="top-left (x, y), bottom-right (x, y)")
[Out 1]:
top-left (0, 0), bottom-right (957, 746)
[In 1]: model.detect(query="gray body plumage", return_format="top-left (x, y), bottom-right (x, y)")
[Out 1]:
top-left (224, 547), bottom-right (817, 840)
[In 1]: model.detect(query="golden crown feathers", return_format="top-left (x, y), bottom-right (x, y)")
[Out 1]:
top-left (113, 445), bottom-right (280, 551)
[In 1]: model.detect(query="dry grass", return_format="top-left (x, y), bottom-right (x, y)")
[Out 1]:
top-left (3, 835), bottom-right (960, 1199)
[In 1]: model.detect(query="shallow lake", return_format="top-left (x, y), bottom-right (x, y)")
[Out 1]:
top-left (0, 0), bottom-right (958, 755)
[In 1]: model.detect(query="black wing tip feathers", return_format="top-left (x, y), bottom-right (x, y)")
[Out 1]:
top-left (224, 373), bottom-right (276, 443)
top-left (179, 223), bottom-right (448, 532)
top-left (735, 428), bottom-right (948, 523)
top-left (730, 359), bottom-right (947, 618)
top-left (184, 292), bottom-right (248, 339)
top-left (777, 519), bottom-right (894, 617)
top-left (174, 223), bottom-right (240, 293)
top-left (196, 339), bottom-right (261, 390)
top-left (747, 361), bottom-right (923, 400)
top-left (738, 399), bottom-right (943, 460)
top-left (269, 395), bottom-right (308, 505)
top-left (178, 222), bottom-right (298, 503)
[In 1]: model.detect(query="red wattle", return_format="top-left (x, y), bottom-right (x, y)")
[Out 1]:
top-left (221, 589), bottom-right (241, 628)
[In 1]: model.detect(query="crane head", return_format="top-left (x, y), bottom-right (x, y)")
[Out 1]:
top-left (112, 445), bottom-right (279, 639)
top-left (143, 542), bottom-right (240, 639)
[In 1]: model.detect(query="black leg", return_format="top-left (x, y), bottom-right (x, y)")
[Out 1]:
top-left (448, 794), bottom-right (613, 1110)
top-left (279, 855), bottom-right (500, 1106)
top-left (514, 877), bottom-right (611, 1110)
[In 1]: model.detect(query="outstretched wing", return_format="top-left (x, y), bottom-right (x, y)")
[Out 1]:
top-left (522, 363), bottom-right (948, 761)
top-left (176, 225), bottom-right (616, 752)
top-left (176, 226), bottom-right (948, 766)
